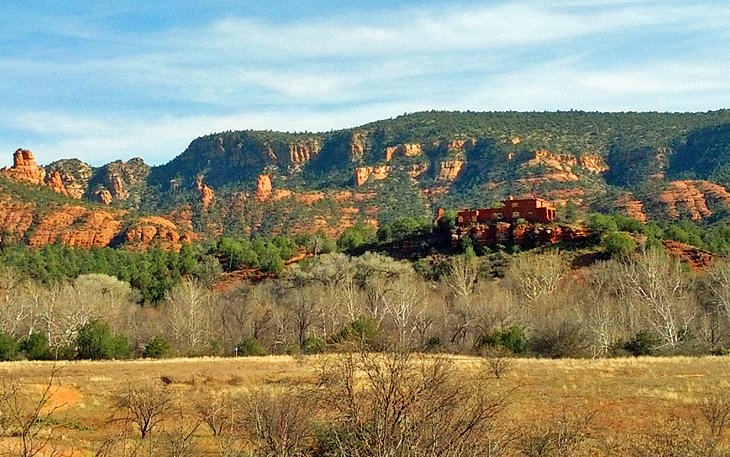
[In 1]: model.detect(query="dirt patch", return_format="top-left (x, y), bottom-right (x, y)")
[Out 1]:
top-left (39, 384), bottom-right (81, 413)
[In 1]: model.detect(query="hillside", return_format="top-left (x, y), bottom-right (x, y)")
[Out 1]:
top-left (3, 110), bottom-right (730, 248)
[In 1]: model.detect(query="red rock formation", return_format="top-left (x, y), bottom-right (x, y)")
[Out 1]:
top-left (257, 174), bottom-right (272, 198)
top-left (355, 165), bottom-right (390, 187)
top-left (47, 171), bottom-right (69, 196)
top-left (0, 197), bottom-right (35, 240)
top-left (436, 160), bottom-right (464, 181)
top-left (96, 189), bottom-right (113, 205)
top-left (461, 221), bottom-right (588, 248)
top-left (615, 192), bottom-right (647, 223)
top-left (578, 154), bottom-right (609, 174)
top-left (447, 139), bottom-right (474, 153)
top-left (108, 174), bottom-right (127, 200)
top-left (197, 180), bottom-right (215, 209)
top-left (663, 240), bottom-right (713, 270)
top-left (125, 216), bottom-right (181, 249)
top-left (657, 180), bottom-right (730, 221)
top-left (408, 163), bottom-right (429, 179)
top-left (0, 149), bottom-right (45, 185)
top-left (289, 139), bottom-right (321, 164)
top-left (43, 160), bottom-right (93, 199)
top-left (385, 143), bottom-right (423, 161)
top-left (351, 132), bottom-right (365, 159)
top-left (27, 206), bottom-right (121, 248)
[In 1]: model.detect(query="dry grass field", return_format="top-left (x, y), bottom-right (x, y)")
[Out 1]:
top-left (1, 354), bottom-right (729, 456)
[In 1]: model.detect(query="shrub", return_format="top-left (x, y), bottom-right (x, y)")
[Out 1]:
top-left (20, 332), bottom-right (52, 360)
top-left (620, 330), bottom-right (656, 356)
top-left (301, 336), bottom-right (325, 355)
top-left (477, 325), bottom-right (528, 354)
top-left (331, 316), bottom-right (383, 350)
top-left (588, 214), bottom-right (618, 236)
top-left (143, 336), bottom-right (172, 359)
top-left (604, 231), bottom-right (637, 257)
top-left (237, 337), bottom-right (267, 357)
top-left (76, 318), bottom-right (130, 360)
top-left (529, 321), bottom-right (589, 358)
top-left (0, 332), bottom-right (19, 361)
top-left (613, 215), bottom-right (645, 233)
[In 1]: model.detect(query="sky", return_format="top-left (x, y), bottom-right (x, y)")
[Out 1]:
top-left (1, 0), bottom-right (729, 167)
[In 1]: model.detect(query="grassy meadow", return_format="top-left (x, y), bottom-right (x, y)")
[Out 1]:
top-left (1, 354), bottom-right (729, 456)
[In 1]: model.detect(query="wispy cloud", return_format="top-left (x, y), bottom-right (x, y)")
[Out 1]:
top-left (1, 0), bottom-right (728, 166)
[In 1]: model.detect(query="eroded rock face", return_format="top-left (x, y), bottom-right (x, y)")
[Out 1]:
top-left (47, 171), bottom-right (67, 196)
top-left (44, 159), bottom-right (93, 199)
top-left (0, 196), bottom-right (35, 241)
top-left (464, 222), bottom-right (588, 248)
top-left (124, 216), bottom-right (181, 249)
top-left (578, 154), bottom-right (609, 174)
top-left (447, 139), bottom-right (470, 154)
top-left (95, 189), bottom-right (113, 205)
top-left (436, 160), bottom-right (464, 181)
top-left (663, 240), bottom-right (713, 270)
top-left (615, 192), bottom-right (647, 223)
top-left (289, 139), bottom-right (321, 164)
top-left (27, 206), bottom-right (121, 248)
top-left (408, 163), bottom-right (429, 179)
top-left (93, 158), bottom-right (150, 205)
top-left (257, 174), bottom-right (272, 198)
top-left (355, 166), bottom-right (391, 187)
top-left (1, 149), bottom-right (45, 185)
top-left (658, 180), bottom-right (730, 221)
top-left (351, 131), bottom-right (366, 160)
top-left (385, 143), bottom-right (423, 161)
top-left (197, 180), bottom-right (215, 209)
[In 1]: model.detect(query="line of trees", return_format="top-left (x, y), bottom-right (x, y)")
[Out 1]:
top-left (3, 243), bottom-right (730, 360)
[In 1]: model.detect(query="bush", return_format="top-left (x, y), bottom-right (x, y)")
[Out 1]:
top-left (477, 325), bottom-right (528, 354)
top-left (0, 332), bottom-right (19, 361)
top-left (337, 224), bottom-right (376, 251)
top-left (620, 330), bottom-right (656, 356)
top-left (588, 214), bottom-right (618, 236)
top-left (237, 337), bottom-right (267, 357)
top-left (20, 332), bottom-right (52, 360)
top-left (143, 336), bottom-right (172, 359)
top-left (331, 316), bottom-right (383, 350)
top-left (301, 336), bottom-right (325, 354)
top-left (76, 318), bottom-right (130, 360)
top-left (529, 321), bottom-right (589, 358)
top-left (604, 231), bottom-right (637, 257)
top-left (613, 215), bottom-right (645, 233)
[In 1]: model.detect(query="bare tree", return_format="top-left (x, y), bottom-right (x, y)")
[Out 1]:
top-left (0, 266), bottom-right (29, 337)
top-left (239, 388), bottom-right (314, 457)
top-left (506, 251), bottom-right (568, 306)
top-left (114, 381), bottom-right (176, 439)
top-left (194, 391), bottom-right (240, 437)
top-left (618, 250), bottom-right (697, 349)
top-left (314, 350), bottom-right (509, 457)
top-left (0, 364), bottom-right (65, 457)
top-left (444, 253), bottom-right (480, 302)
top-left (382, 276), bottom-right (428, 349)
top-left (163, 279), bottom-right (214, 356)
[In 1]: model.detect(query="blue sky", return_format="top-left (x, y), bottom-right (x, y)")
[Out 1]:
top-left (2, 0), bottom-right (729, 167)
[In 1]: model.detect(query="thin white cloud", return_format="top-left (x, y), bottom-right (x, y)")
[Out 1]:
top-left (1, 1), bottom-right (729, 167)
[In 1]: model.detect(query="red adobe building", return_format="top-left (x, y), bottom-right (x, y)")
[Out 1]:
top-left (457, 197), bottom-right (557, 226)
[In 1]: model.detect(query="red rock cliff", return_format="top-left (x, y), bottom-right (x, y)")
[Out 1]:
top-left (1, 149), bottom-right (45, 185)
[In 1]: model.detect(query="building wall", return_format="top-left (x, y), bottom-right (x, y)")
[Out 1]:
top-left (457, 198), bottom-right (556, 226)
